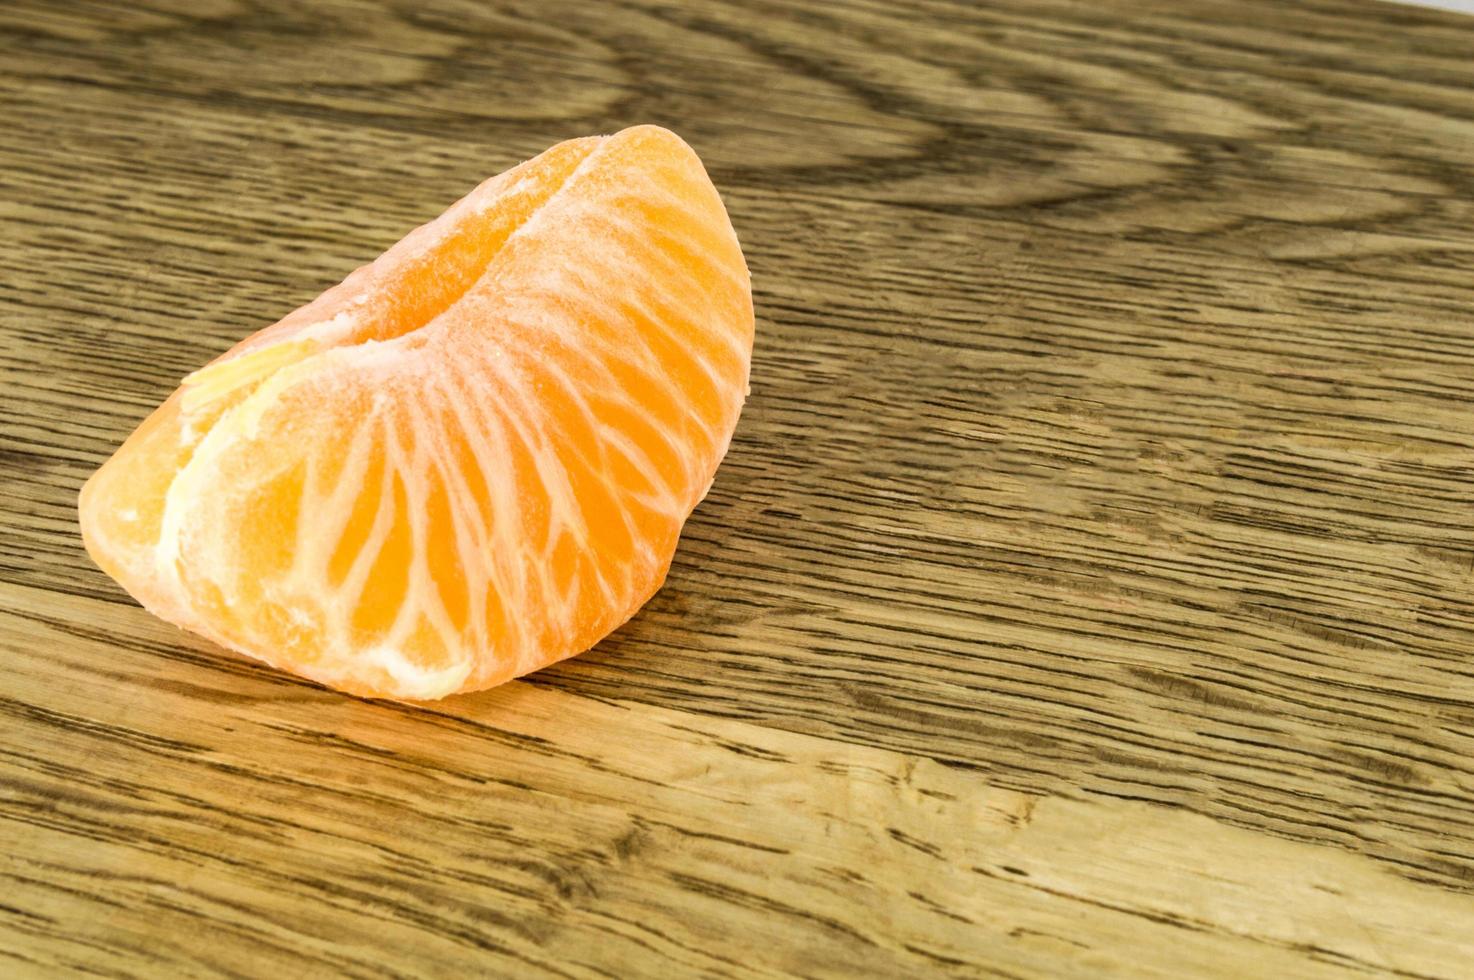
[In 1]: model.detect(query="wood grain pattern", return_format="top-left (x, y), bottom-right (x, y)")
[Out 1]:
top-left (5, 0), bottom-right (1474, 975)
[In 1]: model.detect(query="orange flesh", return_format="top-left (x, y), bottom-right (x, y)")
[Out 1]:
top-left (79, 126), bottom-right (754, 700)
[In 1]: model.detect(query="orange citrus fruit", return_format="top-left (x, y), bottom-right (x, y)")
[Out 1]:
top-left (78, 125), bottom-right (754, 700)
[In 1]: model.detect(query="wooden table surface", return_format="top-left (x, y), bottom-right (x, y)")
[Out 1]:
top-left (6, 0), bottom-right (1474, 976)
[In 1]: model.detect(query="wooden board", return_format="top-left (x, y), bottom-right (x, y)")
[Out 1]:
top-left (5, 0), bottom-right (1474, 975)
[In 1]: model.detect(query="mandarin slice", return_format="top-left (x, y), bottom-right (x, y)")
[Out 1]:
top-left (79, 125), bottom-right (754, 700)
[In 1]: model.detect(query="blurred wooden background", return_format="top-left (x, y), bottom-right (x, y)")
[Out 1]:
top-left (5, 0), bottom-right (1474, 975)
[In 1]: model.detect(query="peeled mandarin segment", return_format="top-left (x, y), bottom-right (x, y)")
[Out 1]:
top-left (78, 125), bottom-right (755, 701)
